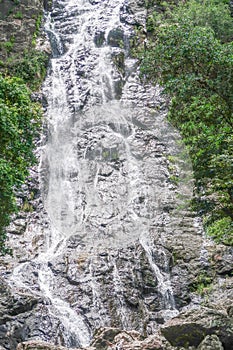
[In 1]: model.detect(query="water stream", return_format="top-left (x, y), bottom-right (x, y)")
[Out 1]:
top-left (8, 0), bottom-right (194, 347)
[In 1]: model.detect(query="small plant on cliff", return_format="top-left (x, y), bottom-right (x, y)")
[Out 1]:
top-left (0, 74), bottom-right (41, 252)
top-left (3, 49), bottom-right (49, 89)
top-left (2, 36), bottom-right (15, 53)
top-left (13, 11), bottom-right (23, 19)
top-left (206, 216), bottom-right (233, 246)
top-left (139, 0), bottom-right (233, 245)
top-left (32, 14), bottom-right (43, 46)
top-left (190, 272), bottom-right (213, 296)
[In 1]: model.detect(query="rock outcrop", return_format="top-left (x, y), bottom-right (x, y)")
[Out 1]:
top-left (0, 278), bottom-right (39, 350)
top-left (161, 305), bottom-right (233, 349)
top-left (17, 341), bottom-right (72, 350)
top-left (15, 322), bottom-right (230, 350)
top-left (0, 0), bottom-right (43, 60)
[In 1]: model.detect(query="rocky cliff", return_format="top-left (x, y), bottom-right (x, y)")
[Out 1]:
top-left (0, 1), bottom-right (232, 350)
top-left (0, 0), bottom-right (45, 60)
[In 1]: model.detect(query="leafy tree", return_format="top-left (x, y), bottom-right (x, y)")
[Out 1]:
top-left (140, 0), bottom-right (233, 245)
top-left (0, 74), bottom-right (41, 252)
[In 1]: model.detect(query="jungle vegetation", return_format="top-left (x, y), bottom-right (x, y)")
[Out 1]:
top-left (0, 74), bottom-right (42, 253)
top-left (140, 0), bottom-right (233, 245)
top-left (0, 0), bottom-right (49, 253)
top-left (0, 52), bottom-right (48, 253)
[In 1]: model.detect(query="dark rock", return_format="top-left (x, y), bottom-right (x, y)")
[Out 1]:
top-left (0, 279), bottom-right (38, 321)
top-left (161, 306), bottom-right (233, 349)
top-left (0, 278), bottom-right (39, 348)
top-left (210, 245), bottom-right (233, 275)
top-left (107, 27), bottom-right (125, 47)
top-left (162, 322), bottom-right (206, 347)
top-left (112, 51), bottom-right (125, 71)
top-left (94, 31), bottom-right (105, 47)
top-left (43, 0), bottom-right (53, 11)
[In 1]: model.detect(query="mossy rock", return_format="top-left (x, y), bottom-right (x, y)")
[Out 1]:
top-left (107, 27), bottom-right (124, 48)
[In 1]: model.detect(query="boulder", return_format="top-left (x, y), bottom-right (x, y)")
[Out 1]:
top-left (210, 245), bottom-right (233, 275)
top-left (197, 335), bottom-right (224, 350)
top-left (17, 340), bottom-right (78, 350)
top-left (91, 327), bottom-right (163, 350)
top-left (161, 306), bottom-right (233, 349)
top-left (91, 327), bottom-right (123, 349)
top-left (107, 27), bottom-right (125, 47)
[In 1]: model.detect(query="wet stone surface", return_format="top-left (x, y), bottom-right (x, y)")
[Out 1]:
top-left (1, 0), bottom-right (232, 349)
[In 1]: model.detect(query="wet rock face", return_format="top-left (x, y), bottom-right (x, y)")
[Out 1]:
top-left (120, 0), bottom-right (147, 26)
top-left (0, 279), bottom-right (69, 350)
top-left (2, 0), bottom-right (233, 349)
top-left (0, 278), bottom-right (39, 350)
top-left (44, 245), bottom-right (165, 333)
top-left (0, 0), bottom-right (44, 61)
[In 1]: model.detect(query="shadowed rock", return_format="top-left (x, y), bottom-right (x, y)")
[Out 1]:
top-left (161, 306), bottom-right (233, 349)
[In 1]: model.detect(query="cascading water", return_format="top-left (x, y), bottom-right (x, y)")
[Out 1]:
top-left (8, 0), bottom-right (195, 347)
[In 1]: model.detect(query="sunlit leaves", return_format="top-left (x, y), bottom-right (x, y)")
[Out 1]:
top-left (207, 217), bottom-right (233, 246)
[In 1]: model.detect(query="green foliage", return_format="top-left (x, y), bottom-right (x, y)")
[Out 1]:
top-left (2, 50), bottom-right (48, 90)
top-left (0, 2), bottom-right (47, 253)
top-left (173, 0), bottom-right (233, 43)
top-left (191, 272), bottom-right (213, 296)
top-left (146, 12), bottom-right (158, 32)
top-left (0, 74), bottom-right (42, 252)
top-left (145, 0), bottom-right (156, 9)
top-left (139, 0), bottom-right (233, 245)
top-left (35, 15), bottom-right (43, 33)
top-left (13, 11), bottom-right (23, 19)
top-left (32, 14), bottom-right (43, 46)
top-left (1, 36), bottom-right (15, 53)
top-left (22, 199), bottom-right (33, 212)
top-left (206, 217), bottom-right (233, 246)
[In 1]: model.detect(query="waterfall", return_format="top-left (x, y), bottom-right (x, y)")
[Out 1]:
top-left (8, 0), bottom-right (194, 347)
